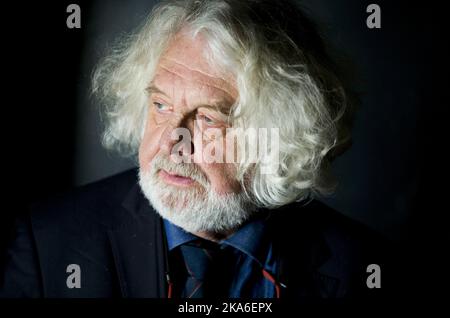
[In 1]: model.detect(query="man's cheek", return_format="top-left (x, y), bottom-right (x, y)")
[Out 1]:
top-left (139, 132), bottom-right (162, 168)
top-left (203, 164), bottom-right (240, 194)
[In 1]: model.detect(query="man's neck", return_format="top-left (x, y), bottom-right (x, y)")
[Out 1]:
top-left (193, 229), bottom-right (237, 242)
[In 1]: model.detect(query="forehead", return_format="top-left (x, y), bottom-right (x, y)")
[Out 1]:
top-left (152, 32), bottom-right (238, 101)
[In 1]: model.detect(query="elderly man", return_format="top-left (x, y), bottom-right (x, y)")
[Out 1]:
top-left (1, 0), bottom-right (387, 298)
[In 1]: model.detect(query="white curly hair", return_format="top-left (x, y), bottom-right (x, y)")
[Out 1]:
top-left (92, 0), bottom-right (357, 209)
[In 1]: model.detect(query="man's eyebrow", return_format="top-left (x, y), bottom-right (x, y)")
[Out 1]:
top-left (197, 103), bottom-right (233, 116)
top-left (145, 84), bottom-right (168, 97)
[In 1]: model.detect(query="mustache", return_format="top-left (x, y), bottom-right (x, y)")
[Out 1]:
top-left (150, 154), bottom-right (209, 187)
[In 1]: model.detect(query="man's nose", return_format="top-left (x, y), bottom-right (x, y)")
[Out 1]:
top-left (159, 119), bottom-right (195, 159)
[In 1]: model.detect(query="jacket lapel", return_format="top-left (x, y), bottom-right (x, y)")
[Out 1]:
top-left (107, 184), bottom-right (167, 298)
top-left (277, 234), bottom-right (340, 298)
top-left (272, 207), bottom-right (341, 299)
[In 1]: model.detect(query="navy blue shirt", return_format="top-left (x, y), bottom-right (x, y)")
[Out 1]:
top-left (163, 216), bottom-right (278, 298)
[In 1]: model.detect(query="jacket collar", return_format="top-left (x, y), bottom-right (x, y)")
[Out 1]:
top-left (268, 205), bottom-right (340, 298)
top-left (107, 183), bottom-right (168, 298)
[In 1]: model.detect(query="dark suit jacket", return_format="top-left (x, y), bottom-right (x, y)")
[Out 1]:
top-left (0, 169), bottom-right (390, 298)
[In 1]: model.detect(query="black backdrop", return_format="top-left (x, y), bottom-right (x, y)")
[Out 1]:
top-left (1, 0), bottom-right (447, 302)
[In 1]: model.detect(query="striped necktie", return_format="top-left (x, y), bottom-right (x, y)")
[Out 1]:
top-left (178, 239), bottom-right (235, 298)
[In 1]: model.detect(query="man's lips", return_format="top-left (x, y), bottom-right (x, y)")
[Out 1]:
top-left (159, 169), bottom-right (195, 186)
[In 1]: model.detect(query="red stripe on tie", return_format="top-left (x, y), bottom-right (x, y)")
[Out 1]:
top-left (262, 269), bottom-right (281, 298)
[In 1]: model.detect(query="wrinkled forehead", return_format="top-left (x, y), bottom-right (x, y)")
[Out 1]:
top-left (155, 31), bottom-right (238, 99)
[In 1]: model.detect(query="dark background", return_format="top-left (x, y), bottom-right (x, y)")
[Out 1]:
top-left (1, 0), bottom-right (447, 300)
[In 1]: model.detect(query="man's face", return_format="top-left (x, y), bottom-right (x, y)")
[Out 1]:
top-left (139, 32), bottom-right (240, 194)
top-left (138, 32), bottom-right (254, 233)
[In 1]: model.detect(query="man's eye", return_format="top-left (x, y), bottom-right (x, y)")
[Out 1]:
top-left (204, 116), bottom-right (215, 125)
top-left (197, 114), bottom-right (216, 126)
top-left (153, 102), bottom-right (169, 112)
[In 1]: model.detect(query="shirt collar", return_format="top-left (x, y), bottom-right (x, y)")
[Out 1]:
top-left (222, 216), bottom-right (271, 267)
top-left (163, 218), bottom-right (197, 250)
top-left (163, 213), bottom-right (271, 267)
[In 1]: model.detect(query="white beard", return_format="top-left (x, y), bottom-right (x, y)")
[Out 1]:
top-left (138, 154), bottom-right (256, 234)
